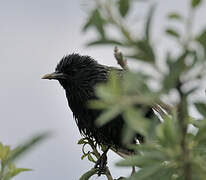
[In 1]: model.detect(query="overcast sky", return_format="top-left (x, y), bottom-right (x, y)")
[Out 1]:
top-left (0, 0), bottom-right (206, 179)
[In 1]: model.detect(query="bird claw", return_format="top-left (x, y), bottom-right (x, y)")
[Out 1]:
top-left (94, 151), bottom-right (108, 176)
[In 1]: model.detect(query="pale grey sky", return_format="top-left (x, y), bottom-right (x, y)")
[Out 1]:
top-left (0, 0), bottom-right (206, 179)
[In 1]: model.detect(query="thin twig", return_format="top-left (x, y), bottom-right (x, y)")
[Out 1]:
top-left (79, 168), bottom-right (98, 180)
top-left (105, 167), bottom-right (113, 180)
top-left (177, 82), bottom-right (191, 180)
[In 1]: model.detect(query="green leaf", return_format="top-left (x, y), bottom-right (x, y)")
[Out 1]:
top-left (95, 84), bottom-right (115, 102)
top-left (87, 153), bottom-right (96, 163)
top-left (83, 9), bottom-right (106, 38)
top-left (87, 100), bottom-right (108, 110)
top-left (128, 164), bottom-right (166, 180)
top-left (167, 13), bottom-right (182, 20)
top-left (101, 145), bottom-right (108, 152)
top-left (123, 71), bottom-right (151, 94)
top-left (185, 87), bottom-right (198, 96)
top-left (0, 143), bottom-right (11, 161)
top-left (120, 27), bottom-right (132, 42)
top-left (156, 115), bottom-right (179, 147)
top-left (195, 103), bottom-right (206, 117)
top-left (4, 163), bottom-right (32, 180)
top-left (129, 39), bottom-right (155, 62)
top-left (145, 5), bottom-right (155, 42)
top-left (121, 124), bottom-right (136, 144)
top-left (96, 106), bottom-right (122, 126)
top-left (78, 138), bottom-right (87, 145)
top-left (81, 153), bottom-right (88, 160)
top-left (116, 155), bottom-right (155, 167)
top-left (117, 150), bottom-right (166, 167)
top-left (194, 119), bottom-right (206, 145)
top-left (7, 132), bottom-right (50, 164)
top-left (87, 38), bottom-right (123, 46)
top-left (197, 29), bottom-right (206, 55)
top-left (118, 0), bottom-right (130, 17)
top-left (123, 107), bottom-right (150, 136)
top-left (191, 0), bottom-right (202, 8)
top-left (147, 115), bottom-right (160, 141)
top-left (12, 167), bottom-right (32, 175)
top-left (165, 28), bottom-right (180, 38)
top-left (95, 71), bottom-right (122, 101)
top-left (163, 51), bottom-right (188, 91)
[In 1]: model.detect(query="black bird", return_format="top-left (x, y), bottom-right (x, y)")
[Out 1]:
top-left (42, 54), bottom-right (153, 170)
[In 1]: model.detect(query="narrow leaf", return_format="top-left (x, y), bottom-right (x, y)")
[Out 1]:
top-left (128, 164), bottom-right (164, 180)
top-left (163, 51), bottom-right (188, 91)
top-left (123, 107), bottom-right (150, 136)
top-left (96, 106), bottom-right (121, 126)
top-left (7, 132), bottom-right (50, 164)
top-left (4, 163), bottom-right (32, 180)
top-left (87, 38), bottom-right (123, 46)
top-left (165, 28), bottom-right (180, 38)
top-left (79, 168), bottom-right (98, 180)
top-left (93, 10), bottom-right (105, 38)
top-left (83, 9), bottom-right (106, 38)
top-left (158, 115), bottom-right (179, 147)
top-left (191, 0), bottom-right (202, 8)
top-left (145, 5), bottom-right (155, 42)
top-left (78, 138), bottom-right (87, 145)
top-left (167, 13), bottom-right (182, 20)
top-left (81, 153), bottom-right (88, 160)
top-left (197, 29), bottom-right (206, 54)
top-left (0, 144), bottom-right (10, 161)
top-left (121, 125), bottom-right (136, 144)
top-left (131, 40), bottom-right (155, 62)
top-left (117, 152), bottom-right (166, 167)
top-left (88, 153), bottom-right (96, 163)
top-left (195, 103), bottom-right (206, 117)
top-left (118, 0), bottom-right (130, 17)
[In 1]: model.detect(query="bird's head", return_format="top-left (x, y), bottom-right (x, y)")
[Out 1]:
top-left (42, 53), bottom-right (103, 90)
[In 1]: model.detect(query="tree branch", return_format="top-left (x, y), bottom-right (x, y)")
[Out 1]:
top-left (177, 81), bottom-right (191, 180)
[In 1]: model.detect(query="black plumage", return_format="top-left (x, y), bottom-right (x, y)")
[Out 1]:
top-left (42, 54), bottom-right (153, 153)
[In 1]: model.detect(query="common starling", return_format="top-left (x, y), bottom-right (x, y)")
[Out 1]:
top-left (42, 54), bottom-right (153, 170)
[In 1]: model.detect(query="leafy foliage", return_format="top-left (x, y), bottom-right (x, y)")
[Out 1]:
top-left (167, 12), bottom-right (183, 20)
top-left (81, 0), bottom-right (206, 179)
top-left (0, 133), bottom-right (49, 180)
top-left (118, 0), bottom-right (130, 17)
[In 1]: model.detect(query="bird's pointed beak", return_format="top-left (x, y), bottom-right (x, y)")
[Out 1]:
top-left (42, 72), bottom-right (66, 80)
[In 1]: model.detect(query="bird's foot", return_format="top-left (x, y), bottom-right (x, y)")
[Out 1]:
top-left (94, 147), bottom-right (109, 176)
top-left (94, 151), bottom-right (107, 176)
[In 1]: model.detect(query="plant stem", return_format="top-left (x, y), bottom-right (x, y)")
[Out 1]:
top-left (177, 5), bottom-right (196, 180)
top-left (183, 6), bottom-right (194, 48)
top-left (105, 2), bottom-right (134, 44)
top-left (0, 162), bottom-right (5, 180)
top-left (105, 167), bottom-right (113, 180)
top-left (88, 139), bottom-right (114, 180)
top-left (177, 82), bottom-right (191, 180)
